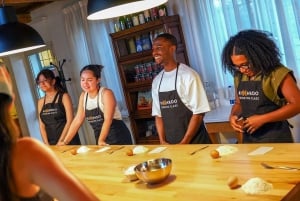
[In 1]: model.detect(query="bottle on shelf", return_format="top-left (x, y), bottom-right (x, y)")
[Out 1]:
top-left (127, 37), bottom-right (136, 54)
top-left (228, 85), bottom-right (235, 105)
top-left (114, 21), bottom-right (120, 32)
top-left (158, 4), bottom-right (168, 17)
top-left (125, 15), bottom-right (133, 29)
top-left (138, 12), bottom-right (145, 24)
top-left (150, 7), bottom-right (159, 20)
top-left (119, 16), bottom-right (126, 30)
top-left (142, 34), bottom-right (152, 51)
top-left (135, 35), bottom-right (143, 52)
top-left (144, 9), bottom-right (152, 22)
top-left (132, 13), bottom-right (140, 26)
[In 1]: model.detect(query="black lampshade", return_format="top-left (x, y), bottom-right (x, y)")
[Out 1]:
top-left (87, 0), bottom-right (168, 20)
top-left (0, 6), bottom-right (45, 57)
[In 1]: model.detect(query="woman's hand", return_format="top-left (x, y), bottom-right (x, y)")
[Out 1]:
top-left (57, 141), bottom-right (67, 146)
top-left (98, 140), bottom-right (109, 146)
top-left (230, 115), bottom-right (244, 133)
top-left (243, 115), bottom-right (264, 134)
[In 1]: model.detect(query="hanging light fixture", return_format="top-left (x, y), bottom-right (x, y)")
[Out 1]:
top-left (0, 6), bottom-right (45, 57)
top-left (87, 0), bottom-right (168, 20)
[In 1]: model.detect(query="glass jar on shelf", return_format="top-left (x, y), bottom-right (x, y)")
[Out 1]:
top-left (144, 9), bottom-right (151, 22)
top-left (158, 4), bottom-right (168, 17)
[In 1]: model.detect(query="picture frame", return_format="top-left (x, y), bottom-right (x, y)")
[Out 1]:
top-left (137, 90), bottom-right (152, 110)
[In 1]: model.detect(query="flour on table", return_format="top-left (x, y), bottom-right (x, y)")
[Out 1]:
top-left (241, 177), bottom-right (273, 195)
top-left (216, 145), bottom-right (238, 156)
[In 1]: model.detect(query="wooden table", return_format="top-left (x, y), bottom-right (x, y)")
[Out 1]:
top-left (52, 144), bottom-right (300, 201)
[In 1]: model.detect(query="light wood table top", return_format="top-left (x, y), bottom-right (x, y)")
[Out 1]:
top-left (51, 144), bottom-right (300, 201)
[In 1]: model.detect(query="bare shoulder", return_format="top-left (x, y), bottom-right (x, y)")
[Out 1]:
top-left (15, 137), bottom-right (55, 165)
top-left (62, 93), bottom-right (72, 103)
top-left (16, 137), bottom-right (49, 155)
top-left (102, 87), bottom-right (115, 98)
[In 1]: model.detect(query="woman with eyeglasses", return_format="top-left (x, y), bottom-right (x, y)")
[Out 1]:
top-left (221, 29), bottom-right (300, 143)
top-left (36, 69), bottom-right (80, 145)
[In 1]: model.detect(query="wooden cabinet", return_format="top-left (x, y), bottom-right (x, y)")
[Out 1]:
top-left (110, 15), bottom-right (189, 144)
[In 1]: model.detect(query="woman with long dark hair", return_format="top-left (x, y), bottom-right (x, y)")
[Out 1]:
top-left (36, 69), bottom-right (80, 145)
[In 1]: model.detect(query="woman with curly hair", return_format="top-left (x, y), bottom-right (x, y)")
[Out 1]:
top-left (221, 29), bottom-right (300, 143)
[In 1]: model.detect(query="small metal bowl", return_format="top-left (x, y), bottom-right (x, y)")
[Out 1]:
top-left (134, 158), bottom-right (172, 184)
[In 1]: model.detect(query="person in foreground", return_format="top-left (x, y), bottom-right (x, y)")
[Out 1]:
top-left (0, 66), bottom-right (99, 201)
top-left (221, 29), bottom-right (300, 143)
top-left (151, 33), bottom-right (212, 144)
top-left (60, 64), bottom-right (133, 146)
top-left (36, 69), bottom-right (80, 145)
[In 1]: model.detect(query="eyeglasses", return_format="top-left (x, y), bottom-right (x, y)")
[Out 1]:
top-left (37, 79), bottom-right (49, 85)
top-left (232, 63), bottom-right (250, 71)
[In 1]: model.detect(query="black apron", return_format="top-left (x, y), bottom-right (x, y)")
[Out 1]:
top-left (40, 92), bottom-right (80, 145)
top-left (238, 77), bottom-right (293, 143)
top-left (158, 66), bottom-right (211, 144)
top-left (85, 90), bottom-right (133, 145)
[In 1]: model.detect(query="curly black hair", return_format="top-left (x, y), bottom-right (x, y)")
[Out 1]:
top-left (221, 29), bottom-right (282, 75)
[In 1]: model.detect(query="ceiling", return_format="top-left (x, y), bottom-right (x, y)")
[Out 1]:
top-left (3, 0), bottom-right (62, 23)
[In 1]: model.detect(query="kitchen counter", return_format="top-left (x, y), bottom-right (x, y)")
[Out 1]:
top-left (204, 105), bottom-right (239, 143)
top-left (204, 105), bottom-right (232, 123)
top-left (52, 144), bottom-right (300, 201)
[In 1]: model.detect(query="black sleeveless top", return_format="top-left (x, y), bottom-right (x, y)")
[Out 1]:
top-left (40, 92), bottom-right (80, 145)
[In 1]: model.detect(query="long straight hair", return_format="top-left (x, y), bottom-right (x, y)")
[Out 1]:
top-left (0, 94), bottom-right (19, 201)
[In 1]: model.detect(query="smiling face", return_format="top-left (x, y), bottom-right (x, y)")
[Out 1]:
top-left (80, 70), bottom-right (100, 94)
top-left (231, 54), bottom-right (257, 77)
top-left (152, 37), bottom-right (176, 68)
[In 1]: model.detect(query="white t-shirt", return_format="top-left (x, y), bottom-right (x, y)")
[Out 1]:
top-left (83, 87), bottom-right (122, 120)
top-left (152, 63), bottom-right (210, 117)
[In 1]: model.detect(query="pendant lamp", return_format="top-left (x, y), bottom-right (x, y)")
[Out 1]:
top-left (87, 0), bottom-right (168, 20)
top-left (0, 6), bottom-right (45, 57)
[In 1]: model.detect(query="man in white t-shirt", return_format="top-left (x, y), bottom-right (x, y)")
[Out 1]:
top-left (151, 33), bottom-right (211, 144)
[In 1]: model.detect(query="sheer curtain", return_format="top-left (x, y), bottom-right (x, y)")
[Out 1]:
top-left (62, 0), bottom-right (127, 115)
top-left (62, 0), bottom-right (300, 141)
top-left (168, 0), bottom-right (300, 101)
